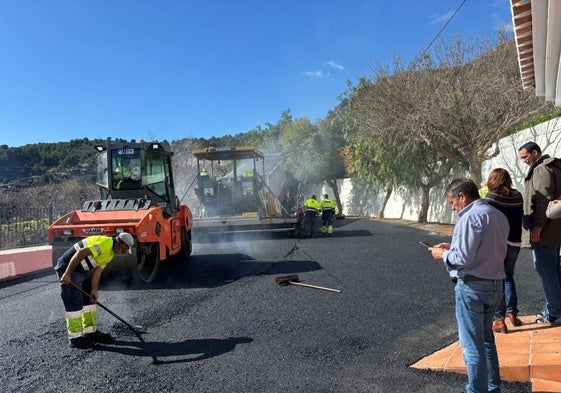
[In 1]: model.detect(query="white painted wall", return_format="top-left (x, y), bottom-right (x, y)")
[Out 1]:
top-left (328, 117), bottom-right (561, 224)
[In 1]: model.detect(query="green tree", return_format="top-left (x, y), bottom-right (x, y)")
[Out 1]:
top-left (348, 35), bottom-right (550, 186)
top-left (343, 77), bottom-right (454, 222)
top-left (315, 110), bottom-right (348, 214)
top-left (280, 113), bottom-right (347, 214)
top-left (342, 126), bottom-right (452, 222)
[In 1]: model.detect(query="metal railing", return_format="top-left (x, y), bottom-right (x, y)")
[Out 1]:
top-left (0, 206), bottom-right (56, 250)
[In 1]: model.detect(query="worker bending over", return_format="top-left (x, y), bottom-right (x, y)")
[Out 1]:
top-left (55, 233), bottom-right (134, 349)
top-left (302, 194), bottom-right (321, 238)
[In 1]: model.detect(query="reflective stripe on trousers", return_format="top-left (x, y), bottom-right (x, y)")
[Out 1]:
top-left (66, 310), bottom-right (83, 338)
top-left (65, 304), bottom-right (98, 338)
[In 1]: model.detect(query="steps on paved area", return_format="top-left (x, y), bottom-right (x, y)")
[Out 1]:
top-left (410, 315), bottom-right (561, 392)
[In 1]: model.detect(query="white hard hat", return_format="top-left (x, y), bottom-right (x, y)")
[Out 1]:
top-left (117, 232), bottom-right (135, 253)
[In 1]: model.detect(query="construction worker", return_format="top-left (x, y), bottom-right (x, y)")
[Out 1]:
top-left (320, 194), bottom-right (336, 237)
top-left (114, 161), bottom-right (141, 190)
top-left (242, 169), bottom-right (254, 178)
top-left (241, 169), bottom-right (255, 196)
top-left (302, 194), bottom-right (321, 238)
top-left (114, 161), bottom-right (131, 189)
top-left (478, 183), bottom-right (489, 198)
top-left (200, 168), bottom-right (212, 188)
top-left (55, 233), bottom-right (135, 349)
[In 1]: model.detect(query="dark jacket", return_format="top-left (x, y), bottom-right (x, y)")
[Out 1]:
top-left (485, 189), bottom-right (523, 245)
top-left (522, 154), bottom-right (561, 246)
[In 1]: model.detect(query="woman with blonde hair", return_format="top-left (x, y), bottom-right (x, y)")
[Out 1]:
top-left (484, 168), bottom-right (524, 333)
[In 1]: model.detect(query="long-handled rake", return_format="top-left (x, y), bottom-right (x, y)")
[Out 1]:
top-left (68, 281), bottom-right (162, 364)
top-left (68, 281), bottom-right (146, 339)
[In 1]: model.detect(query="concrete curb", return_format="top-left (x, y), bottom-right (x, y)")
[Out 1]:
top-left (0, 246), bottom-right (52, 281)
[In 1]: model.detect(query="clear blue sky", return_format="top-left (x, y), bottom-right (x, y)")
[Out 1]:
top-left (0, 0), bottom-right (512, 147)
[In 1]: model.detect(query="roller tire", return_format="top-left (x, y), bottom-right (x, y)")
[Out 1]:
top-left (136, 242), bottom-right (160, 283)
top-left (178, 229), bottom-right (192, 260)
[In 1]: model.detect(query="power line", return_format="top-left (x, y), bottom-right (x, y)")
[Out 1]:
top-left (421, 0), bottom-right (468, 56)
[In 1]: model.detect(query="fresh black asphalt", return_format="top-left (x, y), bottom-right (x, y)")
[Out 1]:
top-left (0, 218), bottom-right (538, 392)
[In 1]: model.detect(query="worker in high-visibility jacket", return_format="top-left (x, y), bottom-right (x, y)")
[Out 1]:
top-left (302, 194), bottom-right (321, 238)
top-left (55, 233), bottom-right (134, 349)
top-left (320, 194), bottom-right (336, 237)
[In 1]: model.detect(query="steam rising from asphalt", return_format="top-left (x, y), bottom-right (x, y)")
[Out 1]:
top-left (96, 138), bottom-right (316, 291)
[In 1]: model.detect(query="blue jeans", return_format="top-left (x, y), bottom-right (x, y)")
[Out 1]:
top-left (532, 245), bottom-right (561, 320)
top-left (455, 279), bottom-right (503, 393)
top-left (495, 245), bottom-right (521, 318)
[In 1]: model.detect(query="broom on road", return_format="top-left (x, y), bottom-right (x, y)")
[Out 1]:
top-left (275, 274), bottom-right (342, 293)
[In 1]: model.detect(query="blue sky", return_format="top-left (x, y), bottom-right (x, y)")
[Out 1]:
top-left (0, 0), bottom-right (513, 147)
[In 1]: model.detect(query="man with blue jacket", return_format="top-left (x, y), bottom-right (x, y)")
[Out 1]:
top-left (428, 178), bottom-right (508, 393)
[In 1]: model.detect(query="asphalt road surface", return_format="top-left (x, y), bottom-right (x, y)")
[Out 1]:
top-left (1, 218), bottom-right (540, 392)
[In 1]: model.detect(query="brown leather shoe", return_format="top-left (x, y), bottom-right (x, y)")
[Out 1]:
top-left (507, 312), bottom-right (522, 327)
top-left (492, 317), bottom-right (508, 333)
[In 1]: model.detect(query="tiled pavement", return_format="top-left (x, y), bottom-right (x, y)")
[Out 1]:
top-left (410, 315), bottom-right (561, 392)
